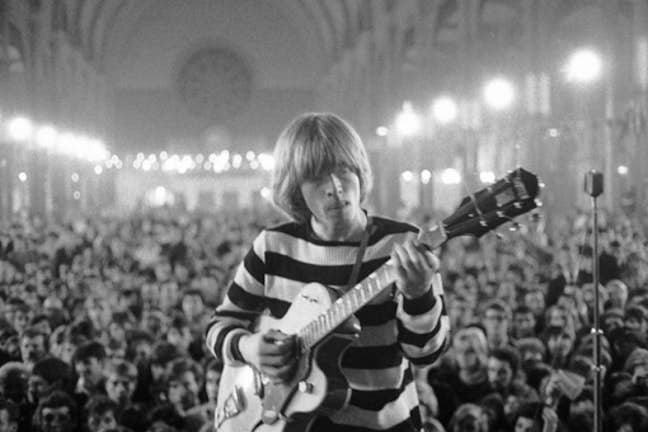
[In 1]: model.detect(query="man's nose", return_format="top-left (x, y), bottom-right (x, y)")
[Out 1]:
top-left (326, 173), bottom-right (344, 198)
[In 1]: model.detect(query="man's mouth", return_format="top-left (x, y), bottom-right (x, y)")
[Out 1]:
top-left (328, 202), bottom-right (348, 211)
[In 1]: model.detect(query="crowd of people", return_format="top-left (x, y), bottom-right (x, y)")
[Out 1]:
top-left (0, 202), bottom-right (646, 432)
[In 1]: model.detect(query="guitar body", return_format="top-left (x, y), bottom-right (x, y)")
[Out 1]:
top-left (215, 283), bottom-right (360, 432)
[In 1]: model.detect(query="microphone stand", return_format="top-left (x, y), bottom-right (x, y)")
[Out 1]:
top-left (585, 170), bottom-right (603, 432)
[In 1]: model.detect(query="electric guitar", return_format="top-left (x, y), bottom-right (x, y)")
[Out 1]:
top-left (215, 168), bottom-right (541, 432)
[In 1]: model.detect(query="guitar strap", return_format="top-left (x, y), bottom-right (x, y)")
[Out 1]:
top-left (345, 216), bottom-right (374, 292)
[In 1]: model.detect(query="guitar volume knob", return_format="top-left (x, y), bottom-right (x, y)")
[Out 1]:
top-left (298, 381), bottom-right (314, 393)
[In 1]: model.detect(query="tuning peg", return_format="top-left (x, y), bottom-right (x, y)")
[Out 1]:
top-left (538, 181), bottom-right (545, 189)
top-left (534, 198), bottom-right (543, 207)
top-left (495, 232), bottom-right (505, 241)
top-left (509, 222), bottom-right (521, 232)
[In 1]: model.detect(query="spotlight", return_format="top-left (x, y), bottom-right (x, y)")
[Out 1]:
top-left (483, 78), bottom-right (515, 110)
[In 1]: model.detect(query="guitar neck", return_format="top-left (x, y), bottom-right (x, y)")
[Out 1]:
top-left (298, 261), bottom-right (397, 349)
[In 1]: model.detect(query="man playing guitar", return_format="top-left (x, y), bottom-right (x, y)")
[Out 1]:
top-left (205, 112), bottom-right (451, 432)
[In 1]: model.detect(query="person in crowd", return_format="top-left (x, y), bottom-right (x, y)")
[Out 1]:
top-left (511, 402), bottom-right (559, 432)
top-left (85, 396), bottom-right (119, 432)
top-left (0, 329), bottom-right (20, 363)
top-left (158, 358), bottom-right (204, 431)
top-left (602, 308), bottom-right (626, 336)
top-left (27, 357), bottom-right (76, 418)
top-left (0, 362), bottom-right (28, 431)
top-left (19, 327), bottom-right (48, 370)
top-left (448, 296), bottom-right (476, 331)
top-left (624, 305), bottom-right (648, 334)
top-left (542, 325), bottom-right (575, 371)
top-left (32, 391), bottom-right (79, 432)
top-left (147, 342), bottom-right (183, 405)
top-left (0, 398), bottom-right (19, 432)
top-left (103, 358), bottom-right (147, 431)
top-left (512, 306), bottom-right (537, 340)
top-left (73, 341), bottom-right (107, 406)
top-left (487, 347), bottom-right (538, 401)
top-left (8, 301), bottom-right (30, 338)
top-left (186, 358), bottom-right (221, 428)
top-left (166, 313), bottom-right (193, 356)
top-left (483, 300), bottom-right (513, 350)
top-left (447, 403), bottom-right (490, 432)
top-left (606, 279), bottom-right (629, 309)
top-left (430, 326), bottom-right (492, 426)
top-left (605, 401), bottom-right (648, 432)
top-left (205, 112), bottom-right (450, 432)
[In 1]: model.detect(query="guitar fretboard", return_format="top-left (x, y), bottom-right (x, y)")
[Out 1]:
top-left (298, 260), bottom-right (396, 350)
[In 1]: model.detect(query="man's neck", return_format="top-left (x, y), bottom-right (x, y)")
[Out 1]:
top-left (310, 211), bottom-right (367, 242)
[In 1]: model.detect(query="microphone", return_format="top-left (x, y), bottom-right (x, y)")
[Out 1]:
top-left (584, 170), bottom-right (603, 198)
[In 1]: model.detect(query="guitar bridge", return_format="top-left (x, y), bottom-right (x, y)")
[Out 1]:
top-left (215, 386), bottom-right (245, 427)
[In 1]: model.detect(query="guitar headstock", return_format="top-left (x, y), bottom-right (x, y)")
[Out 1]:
top-left (419, 168), bottom-right (541, 248)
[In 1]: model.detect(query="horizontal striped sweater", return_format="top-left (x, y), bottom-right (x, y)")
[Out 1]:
top-left (205, 216), bottom-right (450, 432)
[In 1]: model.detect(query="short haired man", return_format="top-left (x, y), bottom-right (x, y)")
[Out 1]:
top-left (19, 327), bottom-right (48, 369)
top-left (33, 391), bottom-right (78, 432)
top-left (72, 341), bottom-right (107, 406)
top-left (85, 395), bottom-right (119, 432)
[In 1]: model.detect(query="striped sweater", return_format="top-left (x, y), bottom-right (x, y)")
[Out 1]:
top-left (205, 215), bottom-right (450, 432)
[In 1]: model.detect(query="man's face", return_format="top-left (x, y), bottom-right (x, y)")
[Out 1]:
top-left (488, 356), bottom-right (514, 392)
top-left (75, 357), bottom-right (104, 387)
top-left (1, 335), bottom-right (20, 359)
top-left (547, 332), bottom-right (573, 358)
top-left (625, 317), bottom-right (648, 334)
top-left (105, 373), bottom-right (136, 405)
top-left (0, 409), bottom-right (17, 432)
top-left (167, 371), bottom-right (199, 410)
top-left (524, 292), bottom-right (545, 316)
top-left (89, 410), bottom-right (117, 432)
top-left (12, 311), bottom-right (29, 335)
top-left (513, 312), bottom-right (536, 338)
top-left (40, 406), bottom-right (72, 432)
top-left (484, 308), bottom-right (508, 344)
top-left (299, 167), bottom-right (363, 235)
top-left (20, 335), bottom-right (46, 365)
top-left (449, 301), bottom-right (474, 328)
top-left (182, 295), bottom-right (204, 318)
top-left (455, 341), bottom-right (479, 371)
top-left (27, 375), bottom-right (50, 403)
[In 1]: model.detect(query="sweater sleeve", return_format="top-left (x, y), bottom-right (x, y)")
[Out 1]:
top-left (395, 272), bottom-right (450, 365)
top-left (204, 231), bottom-right (267, 363)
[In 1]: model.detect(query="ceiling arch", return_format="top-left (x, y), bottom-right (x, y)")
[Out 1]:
top-left (65, 0), bottom-right (359, 77)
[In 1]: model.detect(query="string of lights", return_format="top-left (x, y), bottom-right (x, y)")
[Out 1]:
top-left (1, 114), bottom-right (109, 163)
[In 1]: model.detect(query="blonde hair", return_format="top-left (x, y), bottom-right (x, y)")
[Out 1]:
top-left (271, 112), bottom-right (373, 223)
